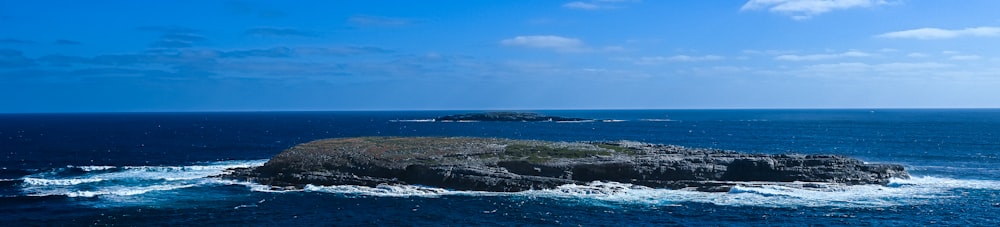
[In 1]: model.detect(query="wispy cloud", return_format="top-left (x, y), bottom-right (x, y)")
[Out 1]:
top-left (876, 27), bottom-right (1000, 40)
top-left (950, 55), bottom-right (982, 61)
top-left (629, 55), bottom-right (724, 65)
top-left (136, 26), bottom-right (200, 34)
top-left (137, 26), bottom-right (206, 49)
top-left (149, 40), bottom-right (195, 48)
top-left (295, 46), bottom-right (393, 56)
top-left (500, 35), bottom-right (587, 52)
top-left (562, 0), bottom-right (640, 10)
top-left (23, 44), bottom-right (395, 80)
top-left (741, 0), bottom-right (891, 20)
top-left (0, 49), bottom-right (37, 68)
top-left (757, 61), bottom-right (959, 79)
top-left (742, 49), bottom-right (797, 55)
top-left (563, 2), bottom-right (601, 10)
top-left (0, 68), bottom-right (201, 80)
top-left (221, 47), bottom-right (293, 58)
top-left (245, 27), bottom-right (318, 37)
top-left (774, 50), bottom-right (872, 61)
top-left (348, 15), bottom-right (412, 27)
top-left (54, 39), bottom-right (81, 45)
top-left (0, 38), bottom-right (36, 44)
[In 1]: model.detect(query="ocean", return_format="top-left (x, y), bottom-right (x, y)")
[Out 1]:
top-left (1, 109), bottom-right (998, 226)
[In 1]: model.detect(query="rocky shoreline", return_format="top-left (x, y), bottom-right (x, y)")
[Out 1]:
top-left (221, 137), bottom-right (909, 192)
top-left (434, 112), bottom-right (591, 122)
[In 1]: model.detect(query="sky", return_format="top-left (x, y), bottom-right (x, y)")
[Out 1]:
top-left (2, 0), bottom-right (999, 112)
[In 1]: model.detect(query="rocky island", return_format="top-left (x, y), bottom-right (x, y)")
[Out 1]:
top-left (222, 137), bottom-right (908, 192)
top-left (435, 112), bottom-right (591, 122)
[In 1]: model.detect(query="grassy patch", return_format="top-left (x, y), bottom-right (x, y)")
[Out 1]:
top-left (595, 143), bottom-right (638, 155)
top-left (502, 144), bottom-right (610, 163)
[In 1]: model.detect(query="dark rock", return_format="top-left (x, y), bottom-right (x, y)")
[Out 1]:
top-left (220, 137), bottom-right (909, 192)
top-left (435, 112), bottom-right (591, 122)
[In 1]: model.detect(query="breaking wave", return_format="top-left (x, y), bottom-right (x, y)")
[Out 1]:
top-left (13, 158), bottom-right (1000, 209)
top-left (16, 159), bottom-right (267, 198)
top-left (274, 176), bottom-right (1000, 208)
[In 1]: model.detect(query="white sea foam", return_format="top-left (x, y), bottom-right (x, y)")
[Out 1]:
top-left (19, 158), bottom-right (1000, 209)
top-left (71, 165), bottom-right (116, 172)
top-left (240, 176), bottom-right (993, 206)
top-left (303, 184), bottom-right (467, 197)
top-left (890, 176), bottom-right (1000, 190)
top-left (212, 178), bottom-right (298, 193)
top-left (556, 120), bottom-right (596, 123)
top-left (61, 184), bottom-right (197, 198)
top-left (271, 176), bottom-right (1000, 208)
top-left (19, 159), bottom-right (268, 198)
top-left (513, 181), bottom-right (909, 208)
top-left (389, 119), bottom-right (436, 123)
top-left (22, 177), bottom-right (104, 186)
top-left (639, 118), bottom-right (676, 122)
top-left (525, 177), bottom-right (1000, 208)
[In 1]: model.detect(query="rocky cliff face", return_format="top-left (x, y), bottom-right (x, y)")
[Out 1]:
top-left (222, 137), bottom-right (908, 192)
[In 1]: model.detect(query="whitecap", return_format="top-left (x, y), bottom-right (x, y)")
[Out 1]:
top-left (70, 165), bottom-right (117, 172)
top-left (639, 119), bottom-right (676, 122)
top-left (18, 159), bottom-right (268, 198)
top-left (889, 176), bottom-right (1000, 190)
top-left (61, 184), bottom-right (197, 198)
top-left (515, 177), bottom-right (1000, 208)
top-left (556, 120), bottom-right (596, 123)
top-left (234, 176), bottom-right (1000, 208)
top-left (389, 119), bottom-right (436, 123)
top-left (22, 177), bottom-right (104, 186)
top-left (303, 184), bottom-right (462, 197)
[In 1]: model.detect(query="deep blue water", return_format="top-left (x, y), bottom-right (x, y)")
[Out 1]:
top-left (2, 110), bottom-right (999, 225)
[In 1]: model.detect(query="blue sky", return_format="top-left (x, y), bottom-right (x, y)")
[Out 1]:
top-left (2, 0), bottom-right (999, 112)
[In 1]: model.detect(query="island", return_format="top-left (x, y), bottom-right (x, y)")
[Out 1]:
top-left (222, 137), bottom-right (909, 192)
top-left (435, 112), bottom-right (592, 122)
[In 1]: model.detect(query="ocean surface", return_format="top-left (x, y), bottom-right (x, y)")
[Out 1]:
top-left (2, 109), bottom-right (999, 226)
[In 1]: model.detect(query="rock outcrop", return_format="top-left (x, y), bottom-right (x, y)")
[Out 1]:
top-left (435, 112), bottom-right (591, 122)
top-left (222, 137), bottom-right (909, 192)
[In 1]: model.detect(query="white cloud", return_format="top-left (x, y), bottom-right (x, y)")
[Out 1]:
top-left (741, 0), bottom-right (891, 20)
top-left (906, 52), bottom-right (928, 58)
top-left (791, 62), bottom-right (956, 78)
top-left (876, 27), bottom-right (1000, 39)
top-left (950, 55), bottom-right (982, 61)
top-left (742, 49), bottom-right (797, 55)
top-left (563, 1), bottom-right (601, 10)
top-left (630, 55), bottom-right (724, 65)
top-left (872, 62), bottom-right (954, 71)
top-left (602, 46), bottom-right (626, 52)
top-left (500, 35), bottom-right (586, 52)
top-left (774, 50), bottom-right (872, 61)
top-left (562, 0), bottom-right (639, 10)
top-left (667, 55), bottom-right (724, 62)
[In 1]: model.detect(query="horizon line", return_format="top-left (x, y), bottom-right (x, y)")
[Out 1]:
top-left (3, 107), bottom-right (1000, 114)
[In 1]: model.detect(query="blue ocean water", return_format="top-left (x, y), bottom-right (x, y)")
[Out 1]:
top-left (1, 110), bottom-right (999, 226)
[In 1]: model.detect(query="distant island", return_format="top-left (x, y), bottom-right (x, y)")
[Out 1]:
top-left (435, 112), bottom-right (592, 122)
top-left (222, 137), bottom-right (909, 193)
